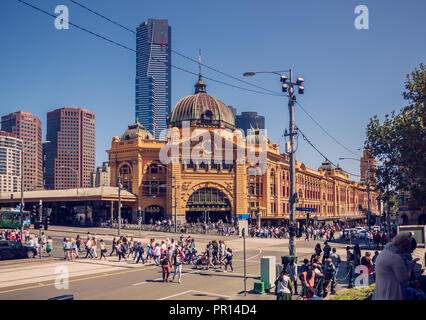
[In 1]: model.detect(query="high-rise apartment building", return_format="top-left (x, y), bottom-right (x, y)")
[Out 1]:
top-left (0, 131), bottom-right (22, 193)
top-left (136, 19), bottom-right (171, 139)
top-left (1, 111), bottom-right (42, 191)
top-left (44, 107), bottom-right (95, 190)
top-left (90, 161), bottom-right (111, 188)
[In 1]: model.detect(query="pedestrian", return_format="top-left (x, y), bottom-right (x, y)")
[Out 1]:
top-left (219, 240), bottom-right (226, 268)
top-left (323, 258), bottom-right (336, 297)
top-left (70, 237), bottom-right (77, 260)
top-left (286, 257), bottom-right (298, 295)
top-left (223, 248), bottom-right (233, 272)
top-left (330, 248), bottom-right (341, 275)
top-left (46, 236), bottom-right (53, 257)
top-left (206, 242), bottom-right (215, 270)
top-left (161, 249), bottom-right (172, 282)
top-left (64, 238), bottom-right (72, 261)
top-left (322, 241), bottom-right (331, 264)
top-left (84, 237), bottom-right (93, 258)
top-left (172, 248), bottom-right (184, 283)
top-left (76, 235), bottom-right (81, 257)
top-left (97, 240), bottom-right (106, 260)
top-left (372, 232), bottom-right (416, 300)
top-left (275, 270), bottom-right (293, 300)
top-left (314, 243), bottom-right (322, 258)
top-left (110, 237), bottom-right (117, 256)
top-left (135, 242), bottom-right (145, 264)
top-left (301, 267), bottom-right (316, 300)
top-left (90, 236), bottom-right (98, 259)
top-left (153, 243), bottom-right (161, 265)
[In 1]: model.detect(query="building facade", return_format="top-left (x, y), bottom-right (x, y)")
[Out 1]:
top-left (91, 161), bottom-right (111, 188)
top-left (235, 111), bottom-right (265, 136)
top-left (44, 107), bottom-right (96, 190)
top-left (136, 18), bottom-right (171, 139)
top-left (108, 77), bottom-right (380, 225)
top-left (1, 111), bottom-right (42, 191)
top-left (360, 148), bottom-right (376, 184)
top-left (0, 131), bottom-right (22, 193)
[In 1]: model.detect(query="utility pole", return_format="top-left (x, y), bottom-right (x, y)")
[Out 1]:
top-left (243, 69), bottom-right (305, 257)
top-left (118, 175), bottom-right (122, 236)
top-left (38, 199), bottom-right (42, 259)
top-left (20, 149), bottom-right (24, 244)
top-left (173, 176), bottom-right (177, 233)
top-left (243, 227), bottom-right (247, 296)
top-left (288, 69), bottom-right (297, 257)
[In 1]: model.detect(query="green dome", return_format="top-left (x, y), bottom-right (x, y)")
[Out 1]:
top-left (168, 78), bottom-right (235, 129)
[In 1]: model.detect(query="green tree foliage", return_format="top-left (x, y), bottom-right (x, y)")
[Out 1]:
top-left (365, 63), bottom-right (426, 208)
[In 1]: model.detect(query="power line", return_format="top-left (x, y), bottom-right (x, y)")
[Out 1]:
top-left (68, 0), bottom-right (283, 96)
top-left (15, 0), bottom-right (283, 97)
top-left (296, 125), bottom-right (361, 178)
top-left (69, 0), bottom-right (135, 34)
top-left (295, 100), bottom-right (361, 158)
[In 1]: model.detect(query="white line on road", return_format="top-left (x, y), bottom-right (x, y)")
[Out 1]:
top-left (158, 290), bottom-right (193, 300)
top-left (158, 290), bottom-right (230, 300)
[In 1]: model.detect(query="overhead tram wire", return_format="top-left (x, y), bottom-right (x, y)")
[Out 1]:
top-left (296, 125), bottom-right (361, 178)
top-left (15, 0), bottom-right (283, 97)
top-left (295, 100), bottom-right (361, 158)
top-left (67, 0), bottom-right (282, 96)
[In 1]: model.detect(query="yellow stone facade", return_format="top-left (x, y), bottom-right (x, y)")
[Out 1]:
top-left (107, 80), bottom-right (379, 225)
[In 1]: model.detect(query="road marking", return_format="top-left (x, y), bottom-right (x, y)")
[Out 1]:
top-left (158, 290), bottom-right (230, 300)
top-left (158, 290), bottom-right (193, 300)
top-left (0, 266), bottom-right (157, 294)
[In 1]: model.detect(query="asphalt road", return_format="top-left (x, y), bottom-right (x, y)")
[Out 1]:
top-left (0, 226), bottom-right (366, 300)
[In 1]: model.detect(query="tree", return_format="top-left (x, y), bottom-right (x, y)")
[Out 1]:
top-left (365, 63), bottom-right (426, 209)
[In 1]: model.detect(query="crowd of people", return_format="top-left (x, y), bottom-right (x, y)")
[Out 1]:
top-left (275, 240), bottom-right (384, 300)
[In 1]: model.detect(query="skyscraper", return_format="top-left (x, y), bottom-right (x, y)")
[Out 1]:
top-left (235, 111), bottom-right (265, 136)
top-left (136, 19), bottom-right (171, 139)
top-left (44, 107), bottom-right (95, 190)
top-left (0, 131), bottom-right (22, 193)
top-left (1, 111), bottom-right (42, 191)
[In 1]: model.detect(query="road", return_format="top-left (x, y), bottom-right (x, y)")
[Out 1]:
top-left (0, 225), bottom-right (370, 300)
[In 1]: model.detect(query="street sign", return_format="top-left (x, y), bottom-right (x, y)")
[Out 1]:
top-left (296, 207), bottom-right (316, 212)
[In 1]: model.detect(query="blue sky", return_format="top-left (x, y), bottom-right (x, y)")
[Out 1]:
top-left (1, 0), bottom-right (425, 179)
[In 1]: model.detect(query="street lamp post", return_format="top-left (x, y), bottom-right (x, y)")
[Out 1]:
top-left (38, 199), bottom-right (42, 259)
top-left (244, 69), bottom-right (305, 257)
top-left (118, 174), bottom-right (122, 236)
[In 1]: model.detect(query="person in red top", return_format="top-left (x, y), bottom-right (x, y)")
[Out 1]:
top-left (301, 268), bottom-right (316, 299)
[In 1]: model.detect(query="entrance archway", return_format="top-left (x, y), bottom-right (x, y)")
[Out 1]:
top-left (185, 187), bottom-right (231, 223)
top-left (144, 205), bottom-right (165, 223)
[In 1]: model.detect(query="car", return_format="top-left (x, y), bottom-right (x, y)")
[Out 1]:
top-left (0, 240), bottom-right (37, 260)
top-left (358, 231), bottom-right (367, 239)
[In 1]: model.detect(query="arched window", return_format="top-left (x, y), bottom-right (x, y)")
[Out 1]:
top-left (142, 163), bottom-right (166, 196)
top-left (119, 164), bottom-right (132, 191)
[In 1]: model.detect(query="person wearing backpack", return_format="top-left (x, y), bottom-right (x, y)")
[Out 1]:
top-left (275, 270), bottom-right (293, 300)
top-left (172, 248), bottom-right (184, 283)
top-left (135, 242), bottom-right (145, 264)
top-left (223, 248), bottom-right (233, 272)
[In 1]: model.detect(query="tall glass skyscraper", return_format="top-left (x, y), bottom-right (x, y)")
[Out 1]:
top-left (136, 19), bottom-right (171, 139)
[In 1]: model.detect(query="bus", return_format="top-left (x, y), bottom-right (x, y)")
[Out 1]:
top-left (0, 209), bottom-right (31, 229)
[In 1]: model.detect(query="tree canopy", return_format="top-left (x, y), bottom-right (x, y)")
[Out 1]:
top-left (365, 63), bottom-right (426, 208)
